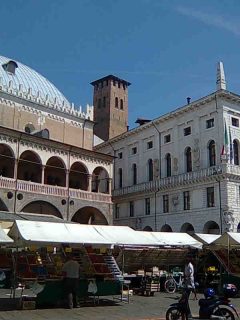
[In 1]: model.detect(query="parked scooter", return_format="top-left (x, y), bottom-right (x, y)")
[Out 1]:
top-left (166, 284), bottom-right (239, 320)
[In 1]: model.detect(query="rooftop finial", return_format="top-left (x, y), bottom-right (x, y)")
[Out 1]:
top-left (216, 61), bottom-right (226, 90)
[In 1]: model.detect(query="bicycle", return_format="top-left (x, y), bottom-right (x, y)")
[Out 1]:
top-left (164, 272), bottom-right (184, 293)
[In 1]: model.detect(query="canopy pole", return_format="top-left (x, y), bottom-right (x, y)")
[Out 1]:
top-left (121, 246), bottom-right (125, 275)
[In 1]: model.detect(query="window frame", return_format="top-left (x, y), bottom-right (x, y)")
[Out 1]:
top-left (207, 187), bottom-right (215, 207)
top-left (163, 195), bottom-right (169, 213)
top-left (129, 201), bottom-right (134, 217)
top-left (206, 118), bottom-right (214, 129)
top-left (145, 198), bottom-right (151, 215)
top-left (183, 191), bottom-right (190, 210)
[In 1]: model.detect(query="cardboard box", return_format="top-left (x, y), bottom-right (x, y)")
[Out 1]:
top-left (22, 301), bottom-right (36, 310)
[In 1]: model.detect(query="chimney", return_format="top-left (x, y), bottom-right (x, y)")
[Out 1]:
top-left (187, 97), bottom-right (191, 105)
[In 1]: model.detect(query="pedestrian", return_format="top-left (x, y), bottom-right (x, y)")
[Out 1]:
top-left (62, 254), bottom-right (80, 308)
top-left (184, 256), bottom-right (198, 300)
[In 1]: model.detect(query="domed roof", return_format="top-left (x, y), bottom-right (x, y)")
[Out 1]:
top-left (0, 55), bottom-right (71, 107)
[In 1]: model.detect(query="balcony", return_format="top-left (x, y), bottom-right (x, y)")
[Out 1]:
top-left (113, 163), bottom-right (237, 197)
top-left (0, 177), bottom-right (112, 203)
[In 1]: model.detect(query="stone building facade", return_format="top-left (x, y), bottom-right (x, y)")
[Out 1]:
top-left (95, 62), bottom-right (240, 234)
top-left (0, 55), bottom-right (113, 225)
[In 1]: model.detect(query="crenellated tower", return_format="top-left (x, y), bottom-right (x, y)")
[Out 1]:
top-left (91, 75), bottom-right (131, 141)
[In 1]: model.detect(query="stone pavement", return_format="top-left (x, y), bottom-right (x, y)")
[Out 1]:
top-left (0, 292), bottom-right (239, 320)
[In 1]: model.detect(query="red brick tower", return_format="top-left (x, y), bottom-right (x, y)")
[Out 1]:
top-left (91, 75), bottom-right (131, 141)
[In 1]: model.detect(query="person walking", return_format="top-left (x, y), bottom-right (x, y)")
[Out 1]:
top-left (184, 257), bottom-right (197, 300)
top-left (62, 254), bottom-right (80, 308)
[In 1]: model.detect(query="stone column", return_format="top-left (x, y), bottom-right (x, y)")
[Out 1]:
top-left (108, 178), bottom-right (112, 194)
top-left (66, 169), bottom-right (69, 188)
top-left (87, 174), bottom-right (92, 192)
top-left (41, 165), bottom-right (45, 184)
top-left (14, 159), bottom-right (18, 180)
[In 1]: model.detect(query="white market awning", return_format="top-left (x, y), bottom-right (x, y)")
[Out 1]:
top-left (193, 233), bottom-right (220, 245)
top-left (9, 220), bottom-right (113, 246)
top-left (136, 231), bottom-right (202, 249)
top-left (94, 225), bottom-right (156, 247)
top-left (0, 225), bottom-right (13, 244)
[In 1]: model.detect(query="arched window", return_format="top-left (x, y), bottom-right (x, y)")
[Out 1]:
top-left (148, 159), bottom-right (153, 181)
top-left (233, 140), bottom-right (239, 165)
top-left (132, 163), bottom-right (137, 185)
top-left (115, 97), bottom-right (119, 108)
top-left (166, 153), bottom-right (171, 177)
top-left (120, 99), bottom-right (123, 110)
top-left (208, 140), bottom-right (216, 167)
top-left (118, 168), bottom-right (123, 188)
top-left (97, 98), bottom-right (101, 108)
top-left (185, 147), bottom-right (192, 172)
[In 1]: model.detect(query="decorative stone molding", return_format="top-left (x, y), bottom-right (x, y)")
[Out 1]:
top-left (193, 138), bottom-right (200, 168)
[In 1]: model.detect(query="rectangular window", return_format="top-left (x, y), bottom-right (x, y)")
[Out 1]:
top-left (183, 191), bottom-right (190, 210)
top-left (147, 141), bottom-right (153, 149)
top-left (184, 127), bottom-right (191, 136)
top-left (206, 118), bottom-right (214, 129)
top-left (145, 198), bottom-right (150, 215)
top-left (118, 152), bottom-right (122, 159)
top-left (163, 195), bottom-right (169, 213)
top-left (232, 117), bottom-right (239, 127)
top-left (115, 204), bottom-right (120, 219)
top-left (129, 201), bottom-right (134, 217)
top-left (164, 134), bottom-right (171, 143)
top-left (132, 147), bottom-right (137, 155)
top-left (207, 187), bottom-right (215, 207)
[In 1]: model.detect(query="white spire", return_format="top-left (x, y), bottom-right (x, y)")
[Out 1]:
top-left (216, 61), bottom-right (226, 90)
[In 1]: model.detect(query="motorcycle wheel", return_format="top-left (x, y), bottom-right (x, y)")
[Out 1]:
top-left (165, 279), bottom-right (177, 293)
top-left (213, 307), bottom-right (235, 320)
top-left (166, 307), bottom-right (185, 320)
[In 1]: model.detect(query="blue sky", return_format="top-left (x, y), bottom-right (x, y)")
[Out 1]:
top-left (1, 0), bottom-right (240, 128)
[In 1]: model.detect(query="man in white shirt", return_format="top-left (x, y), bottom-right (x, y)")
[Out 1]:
top-left (62, 255), bottom-right (80, 308)
top-left (184, 257), bottom-right (197, 300)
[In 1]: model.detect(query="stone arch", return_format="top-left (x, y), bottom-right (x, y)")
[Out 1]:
top-left (161, 224), bottom-right (172, 232)
top-left (180, 223), bottom-right (194, 234)
top-left (45, 156), bottom-right (66, 187)
top-left (92, 166), bottom-right (109, 194)
top-left (0, 143), bottom-right (15, 178)
top-left (69, 162), bottom-right (89, 190)
top-left (0, 198), bottom-right (9, 211)
top-left (72, 206), bottom-right (108, 225)
top-left (237, 222), bottom-right (240, 233)
top-left (203, 220), bottom-right (220, 234)
top-left (18, 150), bottom-right (42, 183)
top-left (21, 201), bottom-right (62, 219)
top-left (143, 226), bottom-right (153, 231)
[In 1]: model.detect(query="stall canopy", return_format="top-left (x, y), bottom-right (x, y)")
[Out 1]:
top-left (0, 225), bottom-right (13, 244)
top-left (210, 232), bottom-right (240, 248)
top-left (8, 220), bottom-right (202, 248)
top-left (193, 233), bottom-right (220, 245)
top-left (137, 231), bottom-right (202, 249)
top-left (9, 220), bottom-right (113, 246)
top-left (93, 225), bottom-right (156, 247)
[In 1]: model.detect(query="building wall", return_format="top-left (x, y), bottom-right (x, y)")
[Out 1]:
top-left (95, 92), bottom-right (240, 233)
top-left (0, 95), bottom-right (94, 150)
